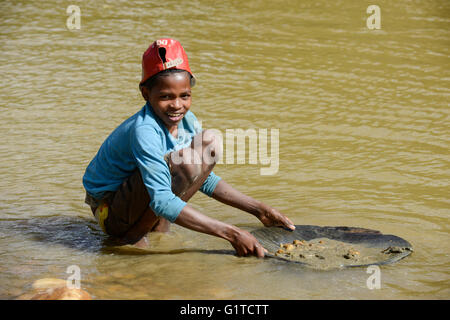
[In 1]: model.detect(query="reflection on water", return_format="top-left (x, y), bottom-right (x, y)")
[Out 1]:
top-left (0, 0), bottom-right (449, 299)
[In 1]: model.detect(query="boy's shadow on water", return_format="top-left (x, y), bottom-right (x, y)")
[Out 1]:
top-left (0, 215), bottom-right (235, 256)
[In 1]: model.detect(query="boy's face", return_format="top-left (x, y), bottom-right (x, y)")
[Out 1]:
top-left (143, 72), bottom-right (192, 131)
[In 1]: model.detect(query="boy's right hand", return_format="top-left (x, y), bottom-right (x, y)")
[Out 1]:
top-left (228, 226), bottom-right (267, 258)
top-left (174, 205), bottom-right (267, 258)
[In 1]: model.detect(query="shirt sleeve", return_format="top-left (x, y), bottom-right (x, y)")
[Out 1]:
top-left (131, 125), bottom-right (187, 223)
top-left (200, 171), bottom-right (221, 196)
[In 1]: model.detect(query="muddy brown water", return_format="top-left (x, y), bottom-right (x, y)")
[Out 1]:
top-left (0, 0), bottom-right (449, 299)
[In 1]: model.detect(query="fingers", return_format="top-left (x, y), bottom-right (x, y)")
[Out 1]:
top-left (231, 231), bottom-right (266, 258)
top-left (266, 210), bottom-right (295, 231)
top-left (271, 208), bottom-right (295, 231)
top-left (254, 243), bottom-right (266, 258)
top-left (272, 213), bottom-right (294, 230)
top-left (234, 244), bottom-right (266, 258)
top-left (283, 217), bottom-right (296, 231)
top-left (232, 244), bottom-right (246, 257)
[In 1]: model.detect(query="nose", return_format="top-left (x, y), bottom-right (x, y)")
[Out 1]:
top-left (170, 98), bottom-right (183, 110)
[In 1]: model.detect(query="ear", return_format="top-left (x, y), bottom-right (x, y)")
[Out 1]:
top-left (140, 85), bottom-right (150, 101)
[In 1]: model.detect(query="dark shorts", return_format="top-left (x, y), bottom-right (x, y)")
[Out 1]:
top-left (85, 170), bottom-right (155, 237)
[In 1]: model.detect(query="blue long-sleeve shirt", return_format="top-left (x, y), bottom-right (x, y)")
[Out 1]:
top-left (82, 102), bottom-right (221, 222)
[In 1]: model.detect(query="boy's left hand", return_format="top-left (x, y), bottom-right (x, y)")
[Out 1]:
top-left (256, 204), bottom-right (295, 231)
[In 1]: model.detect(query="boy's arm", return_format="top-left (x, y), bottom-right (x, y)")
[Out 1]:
top-left (174, 203), bottom-right (267, 257)
top-left (211, 180), bottom-right (295, 231)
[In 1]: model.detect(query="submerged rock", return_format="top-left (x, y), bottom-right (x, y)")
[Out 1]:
top-left (16, 278), bottom-right (92, 300)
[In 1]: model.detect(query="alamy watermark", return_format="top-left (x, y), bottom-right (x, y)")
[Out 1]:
top-left (66, 5), bottom-right (81, 30)
top-left (65, 5), bottom-right (381, 31)
top-left (366, 265), bottom-right (381, 289)
top-left (366, 5), bottom-right (381, 30)
top-left (170, 124), bottom-right (280, 176)
top-left (66, 265), bottom-right (81, 289)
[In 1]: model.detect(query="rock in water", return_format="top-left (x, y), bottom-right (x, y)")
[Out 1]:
top-left (30, 287), bottom-right (92, 300)
top-left (16, 278), bottom-right (92, 300)
top-left (32, 278), bottom-right (67, 290)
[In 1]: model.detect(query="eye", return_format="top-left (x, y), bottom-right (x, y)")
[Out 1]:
top-left (181, 92), bottom-right (191, 100)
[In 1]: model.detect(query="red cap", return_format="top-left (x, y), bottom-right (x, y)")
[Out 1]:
top-left (140, 38), bottom-right (195, 87)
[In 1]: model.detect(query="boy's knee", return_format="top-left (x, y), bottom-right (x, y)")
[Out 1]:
top-left (176, 163), bottom-right (201, 185)
top-left (167, 131), bottom-right (222, 198)
top-left (196, 129), bottom-right (222, 163)
top-left (169, 157), bottom-right (202, 197)
top-left (168, 129), bottom-right (221, 174)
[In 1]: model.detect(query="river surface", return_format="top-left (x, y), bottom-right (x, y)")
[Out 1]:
top-left (0, 0), bottom-right (449, 299)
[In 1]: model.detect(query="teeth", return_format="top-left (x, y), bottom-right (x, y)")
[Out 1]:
top-left (167, 113), bottom-right (182, 117)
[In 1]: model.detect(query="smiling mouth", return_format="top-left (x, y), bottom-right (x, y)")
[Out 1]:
top-left (166, 112), bottom-right (184, 121)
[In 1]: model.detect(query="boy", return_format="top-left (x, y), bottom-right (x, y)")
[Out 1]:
top-left (83, 38), bottom-right (295, 257)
